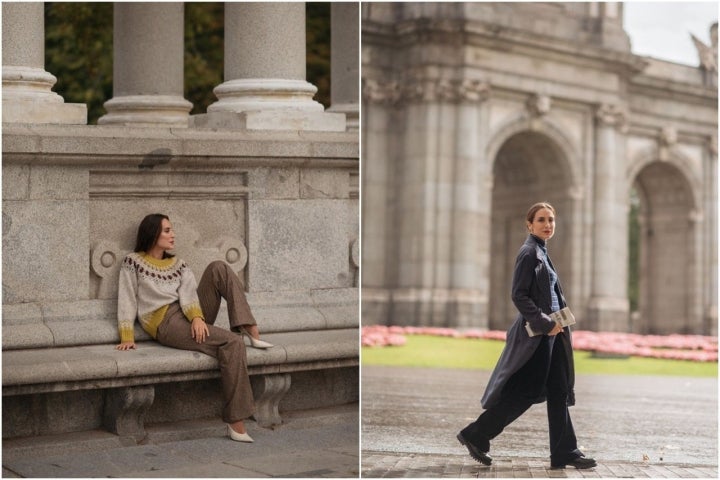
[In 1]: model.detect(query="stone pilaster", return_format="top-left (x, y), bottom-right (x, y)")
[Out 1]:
top-left (2, 2), bottom-right (86, 124)
top-left (588, 103), bottom-right (630, 331)
top-left (449, 80), bottom-right (491, 328)
top-left (200, 2), bottom-right (344, 132)
top-left (361, 79), bottom-right (393, 325)
top-left (383, 76), bottom-right (492, 327)
top-left (704, 135), bottom-right (717, 335)
top-left (98, 3), bottom-right (192, 126)
top-left (328, 3), bottom-right (359, 131)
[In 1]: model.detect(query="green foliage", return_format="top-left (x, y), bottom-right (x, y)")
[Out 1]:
top-left (45, 3), bottom-right (113, 124)
top-left (44, 3), bottom-right (332, 124)
top-left (184, 3), bottom-right (224, 116)
top-left (362, 335), bottom-right (718, 377)
top-left (307, 3), bottom-right (331, 108)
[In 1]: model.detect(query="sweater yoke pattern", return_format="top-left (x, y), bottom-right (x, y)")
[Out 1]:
top-left (121, 254), bottom-right (187, 284)
top-left (117, 252), bottom-right (205, 343)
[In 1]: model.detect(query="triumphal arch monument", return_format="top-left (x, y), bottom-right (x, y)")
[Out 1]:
top-left (362, 2), bottom-right (717, 335)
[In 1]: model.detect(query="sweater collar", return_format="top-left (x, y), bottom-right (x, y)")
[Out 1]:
top-left (138, 252), bottom-right (177, 269)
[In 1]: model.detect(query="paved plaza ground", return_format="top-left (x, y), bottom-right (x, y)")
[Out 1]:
top-left (362, 366), bottom-right (718, 478)
top-left (3, 404), bottom-right (359, 478)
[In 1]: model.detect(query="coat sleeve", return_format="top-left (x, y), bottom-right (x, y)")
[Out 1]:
top-left (177, 261), bottom-right (205, 322)
top-left (511, 247), bottom-right (556, 335)
top-left (117, 255), bottom-right (139, 343)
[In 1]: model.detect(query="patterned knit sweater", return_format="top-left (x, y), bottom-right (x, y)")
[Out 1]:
top-left (117, 252), bottom-right (205, 343)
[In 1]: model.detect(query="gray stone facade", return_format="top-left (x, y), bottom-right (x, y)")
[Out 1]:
top-left (2, 2), bottom-right (359, 440)
top-left (362, 2), bottom-right (717, 335)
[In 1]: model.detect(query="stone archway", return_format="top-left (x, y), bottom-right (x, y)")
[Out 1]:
top-left (489, 130), bottom-right (574, 330)
top-left (631, 161), bottom-right (696, 334)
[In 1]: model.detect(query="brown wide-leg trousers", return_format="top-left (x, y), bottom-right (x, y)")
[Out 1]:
top-left (156, 261), bottom-right (257, 423)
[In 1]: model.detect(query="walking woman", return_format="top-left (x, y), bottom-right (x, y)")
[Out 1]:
top-left (457, 202), bottom-right (596, 469)
top-left (116, 213), bottom-right (273, 443)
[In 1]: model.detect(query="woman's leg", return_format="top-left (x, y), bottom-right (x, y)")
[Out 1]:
top-left (196, 261), bottom-right (258, 332)
top-left (156, 303), bottom-right (255, 424)
top-left (461, 395), bottom-right (533, 452)
top-left (461, 336), bottom-right (553, 451)
top-left (546, 337), bottom-right (580, 464)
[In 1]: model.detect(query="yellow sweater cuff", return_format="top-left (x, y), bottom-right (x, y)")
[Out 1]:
top-left (119, 326), bottom-right (135, 344)
top-left (183, 302), bottom-right (205, 322)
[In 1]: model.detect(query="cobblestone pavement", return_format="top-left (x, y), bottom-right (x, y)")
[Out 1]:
top-left (362, 366), bottom-right (717, 478)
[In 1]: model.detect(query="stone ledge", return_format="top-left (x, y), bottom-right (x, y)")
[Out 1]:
top-left (2, 123), bottom-right (358, 166)
top-left (2, 328), bottom-right (358, 394)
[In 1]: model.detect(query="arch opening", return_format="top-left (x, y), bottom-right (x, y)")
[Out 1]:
top-left (630, 161), bottom-right (696, 334)
top-left (489, 131), bottom-right (574, 330)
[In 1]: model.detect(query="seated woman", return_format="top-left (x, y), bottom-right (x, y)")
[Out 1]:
top-left (116, 213), bottom-right (272, 443)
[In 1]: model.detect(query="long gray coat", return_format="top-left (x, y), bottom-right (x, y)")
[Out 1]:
top-left (480, 235), bottom-right (576, 409)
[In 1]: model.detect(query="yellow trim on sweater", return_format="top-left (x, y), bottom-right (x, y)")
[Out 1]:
top-left (139, 252), bottom-right (177, 270)
top-left (183, 302), bottom-right (205, 322)
top-left (140, 305), bottom-right (170, 338)
top-left (119, 323), bottom-right (135, 343)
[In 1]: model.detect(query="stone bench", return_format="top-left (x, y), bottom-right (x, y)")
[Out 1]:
top-left (2, 289), bottom-right (358, 441)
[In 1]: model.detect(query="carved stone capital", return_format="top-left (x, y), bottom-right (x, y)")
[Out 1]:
top-left (363, 76), bottom-right (490, 105)
top-left (402, 78), bottom-right (490, 104)
top-left (362, 78), bottom-right (401, 105)
top-left (457, 79), bottom-right (490, 103)
top-left (401, 80), bottom-right (429, 103)
top-left (596, 103), bottom-right (628, 133)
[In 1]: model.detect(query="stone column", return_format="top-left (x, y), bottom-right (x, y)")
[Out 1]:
top-left (588, 103), bottom-right (630, 331)
top-left (98, 3), bottom-right (191, 126)
top-left (328, 3), bottom-right (359, 131)
top-left (201, 2), bottom-right (344, 131)
top-left (2, 2), bottom-right (86, 124)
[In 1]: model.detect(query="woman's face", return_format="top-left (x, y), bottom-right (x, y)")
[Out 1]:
top-left (154, 218), bottom-right (176, 252)
top-left (527, 207), bottom-right (555, 240)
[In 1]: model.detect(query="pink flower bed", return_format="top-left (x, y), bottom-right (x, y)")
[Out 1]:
top-left (361, 325), bottom-right (718, 362)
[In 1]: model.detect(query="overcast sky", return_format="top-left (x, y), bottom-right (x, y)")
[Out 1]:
top-left (623, 1), bottom-right (718, 66)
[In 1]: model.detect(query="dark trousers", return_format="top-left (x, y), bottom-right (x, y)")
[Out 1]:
top-left (461, 335), bottom-right (581, 463)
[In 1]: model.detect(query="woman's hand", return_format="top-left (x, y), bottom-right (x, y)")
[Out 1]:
top-left (547, 321), bottom-right (563, 336)
top-left (116, 341), bottom-right (136, 350)
top-left (191, 317), bottom-right (209, 344)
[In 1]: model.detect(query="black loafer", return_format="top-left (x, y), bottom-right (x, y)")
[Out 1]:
top-left (551, 456), bottom-right (597, 469)
top-left (456, 433), bottom-right (492, 466)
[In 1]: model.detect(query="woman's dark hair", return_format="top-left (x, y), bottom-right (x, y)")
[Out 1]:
top-left (526, 202), bottom-right (556, 224)
top-left (134, 213), bottom-right (174, 258)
